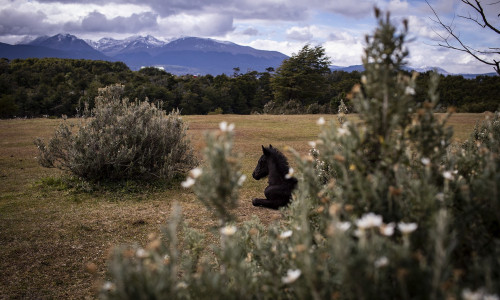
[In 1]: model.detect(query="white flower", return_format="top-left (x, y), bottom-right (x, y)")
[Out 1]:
top-left (282, 269), bottom-right (301, 284)
top-left (421, 157), bottom-right (431, 166)
top-left (181, 177), bottom-right (196, 188)
top-left (374, 256), bottom-right (389, 268)
top-left (405, 86), bottom-right (416, 95)
top-left (102, 281), bottom-right (116, 291)
top-left (219, 121), bottom-right (228, 131)
top-left (163, 254), bottom-right (170, 263)
top-left (337, 221), bottom-right (351, 232)
top-left (337, 127), bottom-right (349, 136)
top-left (361, 75), bottom-right (367, 84)
top-left (220, 225), bottom-right (237, 236)
top-left (279, 230), bottom-right (293, 239)
top-left (435, 193), bottom-right (445, 202)
top-left (316, 117), bottom-right (325, 125)
top-left (443, 171), bottom-right (454, 180)
top-left (462, 289), bottom-right (499, 300)
top-left (136, 248), bottom-right (148, 258)
top-left (462, 289), bottom-right (483, 300)
top-left (219, 121), bottom-right (235, 132)
top-left (176, 281), bottom-right (188, 289)
top-left (398, 222), bottom-right (418, 234)
top-left (285, 167), bottom-right (294, 179)
top-left (237, 174), bottom-right (247, 186)
top-left (189, 167), bottom-right (203, 179)
top-left (356, 213), bottom-right (383, 229)
top-left (380, 223), bottom-right (395, 236)
top-left (354, 229), bottom-right (364, 237)
top-left (308, 141), bottom-right (317, 148)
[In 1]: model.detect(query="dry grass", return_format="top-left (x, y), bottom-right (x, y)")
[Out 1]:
top-left (0, 113), bottom-right (487, 299)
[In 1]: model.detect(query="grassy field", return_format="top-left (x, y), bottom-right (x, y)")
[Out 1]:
top-left (0, 113), bottom-right (487, 299)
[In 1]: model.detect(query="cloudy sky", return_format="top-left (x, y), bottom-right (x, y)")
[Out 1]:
top-left (0, 0), bottom-right (498, 74)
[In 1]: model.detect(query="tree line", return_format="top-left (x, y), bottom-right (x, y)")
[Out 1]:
top-left (0, 53), bottom-right (498, 118)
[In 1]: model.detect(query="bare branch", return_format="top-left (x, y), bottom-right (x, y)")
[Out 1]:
top-left (458, 11), bottom-right (485, 28)
top-left (426, 0), bottom-right (500, 75)
top-left (460, 0), bottom-right (500, 34)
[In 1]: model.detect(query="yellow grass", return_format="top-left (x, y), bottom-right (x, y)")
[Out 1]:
top-left (0, 113), bottom-right (487, 299)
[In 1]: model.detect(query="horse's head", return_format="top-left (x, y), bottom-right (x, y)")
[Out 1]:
top-left (252, 145), bottom-right (272, 180)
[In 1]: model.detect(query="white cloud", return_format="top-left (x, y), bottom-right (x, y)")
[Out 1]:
top-left (0, 0), bottom-right (496, 74)
top-left (0, 9), bottom-right (55, 35)
top-left (245, 39), bottom-right (303, 56)
top-left (242, 27), bottom-right (259, 36)
top-left (323, 39), bottom-right (364, 67)
top-left (318, 0), bottom-right (373, 18)
top-left (384, 0), bottom-right (410, 15)
top-left (158, 13), bottom-right (234, 37)
top-left (63, 11), bottom-right (158, 33)
top-left (286, 26), bottom-right (314, 42)
top-left (407, 41), bottom-right (492, 74)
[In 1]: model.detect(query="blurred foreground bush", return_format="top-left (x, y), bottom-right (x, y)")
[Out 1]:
top-left (101, 10), bottom-right (499, 300)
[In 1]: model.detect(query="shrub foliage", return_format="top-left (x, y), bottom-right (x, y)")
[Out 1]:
top-left (34, 84), bottom-right (197, 181)
top-left (101, 10), bottom-right (500, 299)
top-left (181, 122), bottom-right (246, 224)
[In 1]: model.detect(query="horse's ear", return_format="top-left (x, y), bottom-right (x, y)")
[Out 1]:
top-left (269, 144), bottom-right (273, 149)
top-left (262, 145), bottom-right (269, 155)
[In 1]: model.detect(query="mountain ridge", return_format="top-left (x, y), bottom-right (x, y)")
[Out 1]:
top-left (330, 64), bottom-right (496, 78)
top-left (11, 33), bottom-right (288, 75)
top-left (0, 33), bottom-right (496, 77)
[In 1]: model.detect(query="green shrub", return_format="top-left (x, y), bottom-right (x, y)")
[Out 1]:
top-left (101, 10), bottom-right (500, 300)
top-left (207, 107), bottom-right (224, 115)
top-left (34, 84), bottom-right (197, 182)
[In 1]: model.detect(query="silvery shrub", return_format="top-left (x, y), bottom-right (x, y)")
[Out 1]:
top-left (35, 84), bottom-right (197, 181)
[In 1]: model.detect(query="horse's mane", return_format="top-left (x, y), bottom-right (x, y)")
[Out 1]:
top-left (267, 147), bottom-right (290, 177)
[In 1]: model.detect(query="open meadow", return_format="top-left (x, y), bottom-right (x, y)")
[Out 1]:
top-left (0, 113), bottom-right (488, 299)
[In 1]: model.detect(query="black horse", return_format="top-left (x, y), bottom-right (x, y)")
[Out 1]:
top-left (252, 145), bottom-right (297, 209)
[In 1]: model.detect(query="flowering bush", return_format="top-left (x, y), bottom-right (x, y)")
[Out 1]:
top-left (181, 121), bottom-right (246, 223)
top-left (101, 10), bottom-right (499, 300)
top-left (34, 84), bottom-right (197, 182)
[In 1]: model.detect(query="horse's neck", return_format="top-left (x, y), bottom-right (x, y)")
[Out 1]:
top-left (267, 158), bottom-right (284, 185)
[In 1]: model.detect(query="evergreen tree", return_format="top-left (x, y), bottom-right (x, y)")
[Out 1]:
top-left (272, 45), bottom-right (331, 106)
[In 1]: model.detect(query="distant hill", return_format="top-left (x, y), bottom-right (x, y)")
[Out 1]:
top-left (3, 33), bottom-right (287, 75)
top-left (330, 64), bottom-right (496, 78)
top-left (331, 65), bottom-right (365, 72)
top-left (1, 33), bottom-right (496, 77)
top-left (22, 34), bottom-right (109, 60)
top-left (107, 36), bottom-right (288, 74)
top-left (0, 34), bottom-right (109, 61)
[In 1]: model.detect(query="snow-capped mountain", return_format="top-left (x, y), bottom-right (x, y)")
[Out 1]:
top-left (28, 33), bottom-right (96, 52)
top-left (3, 33), bottom-right (288, 74)
top-left (4, 33), bottom-right (109, 61)
top-left (86, 37), bottom-right (123, 54)
top-left (15, 35), bottom-right (45, 45)
top-left (84, 35), bottom-right (288, 74)
top-left (163, 37), bottom-right (278, 58)
top-left (3, 33), bottom-right (495, 77)
top-left (87, 35), bottom-right (167, 56)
